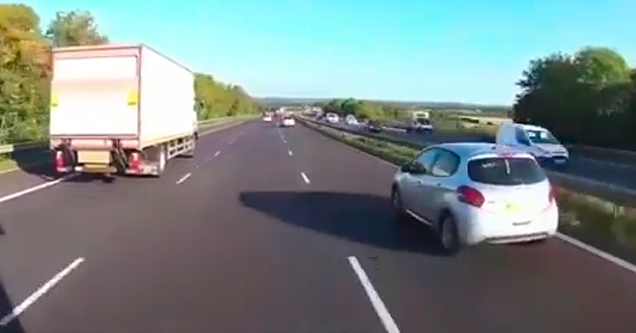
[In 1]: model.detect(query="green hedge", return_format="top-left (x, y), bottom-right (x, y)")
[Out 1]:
top-left (300, 119), bottom-right (636, 264)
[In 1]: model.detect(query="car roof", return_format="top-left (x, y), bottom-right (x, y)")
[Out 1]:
top-left (431, 142), bottom-right (534, 160)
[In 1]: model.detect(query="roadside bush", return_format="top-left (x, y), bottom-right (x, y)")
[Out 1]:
top-left (0, 5), bottom-right (261, 146)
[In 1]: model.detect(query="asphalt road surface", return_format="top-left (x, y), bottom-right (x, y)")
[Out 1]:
top-left (2, 120), bottom-right (636, 333)
top-left (335, 122), bottom-right (636, 191)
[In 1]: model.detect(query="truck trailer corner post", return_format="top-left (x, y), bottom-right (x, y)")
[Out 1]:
top-left (49, 44), bottom-right (198, 178)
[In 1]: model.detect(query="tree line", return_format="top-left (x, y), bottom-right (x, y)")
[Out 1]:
top-left (0, 4), bottom-right (260, 145)
top-left (321, 98), bottom-right (406, 119)
top-left (513, 46), bottom-right (636, 150)
top-left (319, 47), bottom-right (636, 151)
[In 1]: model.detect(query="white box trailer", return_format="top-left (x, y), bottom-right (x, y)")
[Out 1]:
top-left (49, 44), bottom-right (198, 177)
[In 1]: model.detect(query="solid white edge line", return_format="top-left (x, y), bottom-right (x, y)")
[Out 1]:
top-left (347, 256), bottom-right (400, 333)
top-left (300, 172), bottom-right (310, 184)
top-left (0, 257), bottom-right (85, 326)
top-left (304, 122), bottom-right (636, 275)
top-left (0, 174), bottom-right (76, 205)
top-left (556, 233), bottom-right (636, 274)
top-left (175, 172), bottom-right (192, 185)
top-left (214, 151), bottom-right (221, 157)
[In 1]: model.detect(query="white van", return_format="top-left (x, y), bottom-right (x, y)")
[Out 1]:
top-left (496, 122), bottom-right (569, 167)
top-left (344, 114), bottom-right (359, 126)
top-left (325, 113), bottom-right (339, 123)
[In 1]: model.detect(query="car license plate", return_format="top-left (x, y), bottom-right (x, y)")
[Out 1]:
top-left (505, 201), bottom-right (525, 212)
top-left (554, 158), bottom-right (566, 164)
top-left (504, 201), bottom-right (537, 213)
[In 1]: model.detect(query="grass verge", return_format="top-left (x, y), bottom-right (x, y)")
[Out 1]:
top-left (300, 118), bottom-right (636, 264)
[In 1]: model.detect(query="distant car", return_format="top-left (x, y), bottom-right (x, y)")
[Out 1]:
top-left (366, 120), bottom-right (382, 133)
top-left (325, 113), bottom-right (339, 123)
top-left (391, 142), bottom-right (558, 254)
top-left (262, 114), bottom-right (272, 122)
top-left (281, 116), bottom-right (295, 127)
top-left (345, 115), bottom-right (359, 126)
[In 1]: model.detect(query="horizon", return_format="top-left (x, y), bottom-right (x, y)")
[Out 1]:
top-left (255, 96), bottom-right (512, 107)
top-left (22, 0), bottom-right (636, 105)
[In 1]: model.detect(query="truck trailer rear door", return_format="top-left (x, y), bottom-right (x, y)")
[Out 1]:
top-left (50, 55), bottom-right (139, 137)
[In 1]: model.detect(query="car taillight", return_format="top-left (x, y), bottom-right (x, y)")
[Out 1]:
top-left (457, 185), bottom-right (485, 208)
top-left (54, 150), bottom-right (64, 169)
top-left (129, 152), bottom-right (140, 170)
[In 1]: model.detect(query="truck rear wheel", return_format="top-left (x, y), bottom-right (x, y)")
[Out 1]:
top-left (154, 146), bottom-right (166, 177)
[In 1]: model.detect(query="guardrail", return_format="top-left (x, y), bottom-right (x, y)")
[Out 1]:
top-left (0, 115), bottom-right (251, 156)
top-left (297, 116), bottom-right (636, 207)
top-left (364, 119), bottom-right (636, 167)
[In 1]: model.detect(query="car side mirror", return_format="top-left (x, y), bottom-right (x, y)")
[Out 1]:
top-left (400, 164), bottom-right (412, 173)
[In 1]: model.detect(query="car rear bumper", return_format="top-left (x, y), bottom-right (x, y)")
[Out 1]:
top-left (459, 205), bottom-right (559, 246)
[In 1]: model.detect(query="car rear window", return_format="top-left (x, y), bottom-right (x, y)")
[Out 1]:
top-left (467, 157), bottom-right (546, 185)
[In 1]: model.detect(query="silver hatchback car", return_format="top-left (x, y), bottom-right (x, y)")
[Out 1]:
top-left (391, 142), bottom-right (558, 254)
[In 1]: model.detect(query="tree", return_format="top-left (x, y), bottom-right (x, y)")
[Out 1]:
top-left (574, 47), bottom-right (631, 88)
top-left (513, 46), bottom-right (636, 149)
top-left (0, 6), bottom-right (259, 146)
top-left (321, 98), bottom-right (406, 120)
top-left (45, 10), bottom-right (108, 47)
top-left (194, 74), bottom-right (260, 120)
top-left (0, 4), bottom-right (50, 143)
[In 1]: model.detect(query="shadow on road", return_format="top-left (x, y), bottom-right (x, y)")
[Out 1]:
top-left (239, 191), bottom-right (446, 256)
top-left (9, 146), bottom-right (58, 182)
top-left (9, 147), bottom-right (126, 184)
top-left (0, 221), bottom-right (26, 332)
top-left (0, 278), bottom-right (25, 333)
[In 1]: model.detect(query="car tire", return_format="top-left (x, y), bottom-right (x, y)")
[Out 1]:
top-left (438, 213), bottom-right (461, 255)
top-left (391, 186), bottom-right (407, 222)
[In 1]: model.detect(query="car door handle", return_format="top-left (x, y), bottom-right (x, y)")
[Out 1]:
top-left (416, 180), bottom-right (425, 186)
top-left (435, 183), bottom-right (442, 187)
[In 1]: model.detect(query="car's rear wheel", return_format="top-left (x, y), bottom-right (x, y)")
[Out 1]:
top-left (391, 186), bottom-right (406, 222)
top-left (439, 214), bottom-right (461, 255)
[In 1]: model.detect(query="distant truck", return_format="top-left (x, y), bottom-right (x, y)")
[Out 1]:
top-left (49, 44), bottom-right (198, 178)
top-left (399, 110), bottom-right (433, 133)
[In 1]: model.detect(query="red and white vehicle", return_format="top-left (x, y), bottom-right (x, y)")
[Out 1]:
top-left (50, 44), bottom-right (198, 177)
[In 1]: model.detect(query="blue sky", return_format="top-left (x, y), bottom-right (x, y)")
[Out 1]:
top-left (23, 0), bottom-right (636, 105)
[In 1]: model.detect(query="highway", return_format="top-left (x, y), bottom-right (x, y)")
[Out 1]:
top-left (1, 120), bottom-right (636, 332)
top-left (334, 122), bottom-right (636, 191)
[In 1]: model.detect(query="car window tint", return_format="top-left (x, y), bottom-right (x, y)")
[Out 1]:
top-left (413, 149), bottom-right (439, 173)
top-left (468, 157), bottom-right (546, 185)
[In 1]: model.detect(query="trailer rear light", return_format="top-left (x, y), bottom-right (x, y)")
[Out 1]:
top-left (127, 88), bottom-right (138, 106)
top-left (129, 152), bottom-right (141, 170)
top-left (457, 185), bottom-right (485, 208)
top-left (51, 94), bottom-right (59, 108)
top-left (54, 150), bottom-right (64, 169)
